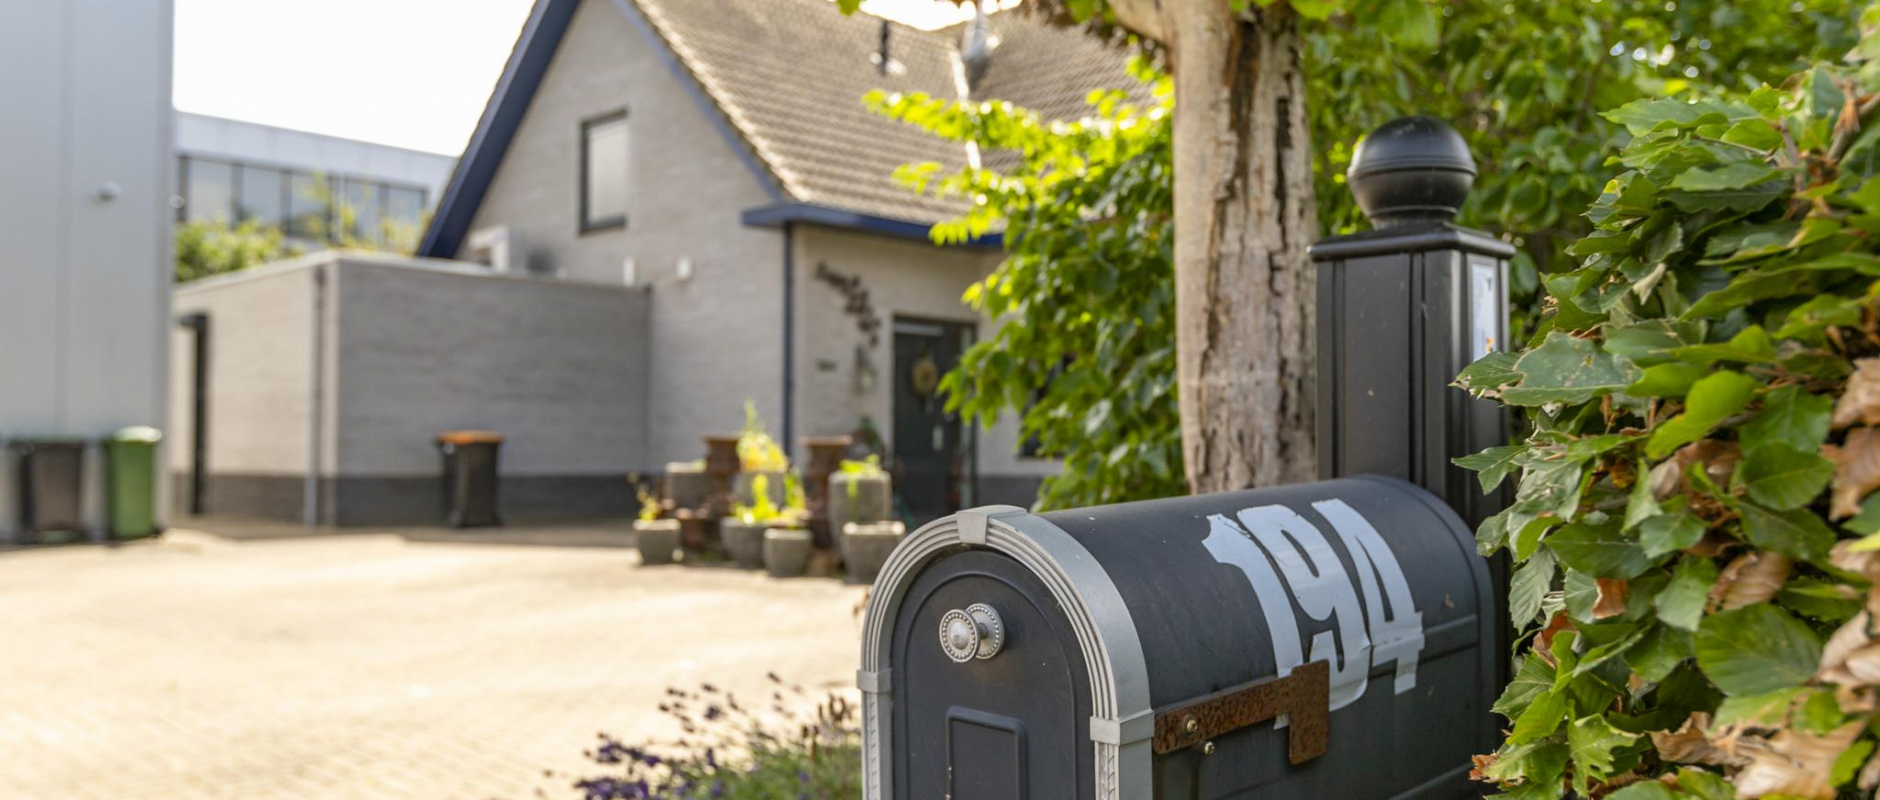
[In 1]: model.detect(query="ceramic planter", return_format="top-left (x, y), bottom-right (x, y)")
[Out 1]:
top-left (763, 528), bottom-right (813, 578)
top-left (829, 471), bottom-right (891, 560)
top-left (842, 521), bottom-right (906, 584)
top-left (665, 461), bottom-right (713, 510)
top-left (633, 519), bottom-right (681, 566)
top-left (721, 517), bottom-right (768, 569)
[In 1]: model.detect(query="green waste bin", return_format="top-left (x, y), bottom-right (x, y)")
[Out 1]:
top-left (103, 426), bottom-right (162, 540)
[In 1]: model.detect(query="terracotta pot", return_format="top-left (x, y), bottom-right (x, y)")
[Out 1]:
top-left (721, 517), bottom-right (768, 569)
top-left (633, 519), bottom-right (681, 566)
top-left (842, 521), bottom-right (906, 584)
top-left (763, 528), bottom-right (813, 578)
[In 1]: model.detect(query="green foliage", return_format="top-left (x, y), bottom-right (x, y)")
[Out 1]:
top-left (1460, 24), bottom-right (1880, 798)
top-left (567, 678), bottom-right (859, 800)
top-left (1311, 0), bottom-right (1862, 330)
top-left (867, 58), bottom-right (1183, 510)
top-left (174, 218), bottom-right (297, 283)
top-left (737, 401), bottom-right (790, 473)
top-left (635, 479), bottom-right (662, 522)
top-left (863, 0), bottom-right (1856, 510)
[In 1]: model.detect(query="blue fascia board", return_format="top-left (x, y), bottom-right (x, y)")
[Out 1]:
top-left (419, 0), bottom-right (788, 260)
top-left (418, 0), bottom-right (579, 259)
top-left (740, 203), bottom-right (1002, 249)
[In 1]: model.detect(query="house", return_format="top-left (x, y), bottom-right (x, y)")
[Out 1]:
top-left (2, 0), bottom-right (173, 541)
top-left (173, 112), bottom-right (458, 250)
top-left (171, 0), bottom-right (1149, 526)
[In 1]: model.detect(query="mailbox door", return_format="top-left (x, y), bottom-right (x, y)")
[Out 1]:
top-left (893, 550), bottom-right (1093, 800)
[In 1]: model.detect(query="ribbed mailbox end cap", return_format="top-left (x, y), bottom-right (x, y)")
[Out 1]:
top-left (1347, 116), bottom-right (1477, 229)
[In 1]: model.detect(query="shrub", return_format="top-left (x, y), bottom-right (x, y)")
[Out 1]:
top-left (563, 676), bottom-right (858, 800)
top-left (1460, 11), bottom-right (1880, 799)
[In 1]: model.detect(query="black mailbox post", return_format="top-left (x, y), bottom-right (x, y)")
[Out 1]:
top-left (862, 118), bottom-right (1514, 800)
top-left (1311, 116), bottom-right (1513, 531)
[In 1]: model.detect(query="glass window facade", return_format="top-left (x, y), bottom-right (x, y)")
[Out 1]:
top-left (581, 112), bottom-right (628, 231)
top-left (176, 154), bottom-right (429, 249)
top-left (183, 159), bottom-right (236, 223)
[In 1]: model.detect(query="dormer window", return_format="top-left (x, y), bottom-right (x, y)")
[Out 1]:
top-left (580, 110), bottom-right (628, 233)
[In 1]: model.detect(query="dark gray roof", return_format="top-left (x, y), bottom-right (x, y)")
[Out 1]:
top-left (420, 0), bottom-right (1151, 259)
top-left (635, 0), bottom-right (1151, 224)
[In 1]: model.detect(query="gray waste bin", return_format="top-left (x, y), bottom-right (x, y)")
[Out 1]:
top-left (10, 437), bottom-right (87, 543)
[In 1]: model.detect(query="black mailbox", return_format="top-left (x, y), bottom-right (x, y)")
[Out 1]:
top-left (859, 476), bottom-right (1497, 800)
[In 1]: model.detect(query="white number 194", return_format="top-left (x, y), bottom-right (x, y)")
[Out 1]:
top-left (1200, 499), bottom-right (1426, 712)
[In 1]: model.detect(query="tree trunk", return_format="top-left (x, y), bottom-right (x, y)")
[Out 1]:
top-left (1163, 3), bottom-right (1319, 493)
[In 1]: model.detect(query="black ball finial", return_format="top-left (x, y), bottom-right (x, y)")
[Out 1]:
top-left (1346, 116), bottom-right (1476, 229)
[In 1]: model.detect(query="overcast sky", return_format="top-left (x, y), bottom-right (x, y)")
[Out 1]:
top-left (172, 0), bottom-right (1013, 156)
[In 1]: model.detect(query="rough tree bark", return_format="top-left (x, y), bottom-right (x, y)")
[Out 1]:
top-left (1110, 0), bottom-right (1320, 493)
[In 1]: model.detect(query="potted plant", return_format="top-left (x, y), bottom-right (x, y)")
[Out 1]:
top-left (830, 456), bottom-right (891, 561)
top-left (631, 482), bottom-right (680, 566)
top-left (763, 474), bottom-right (814, 577)
top-left (734, 402), bottom-right (790, 508)
top-left (722, 473), bottom-right (793, 569)
top-left (842, 520), bottom-right (905, 584)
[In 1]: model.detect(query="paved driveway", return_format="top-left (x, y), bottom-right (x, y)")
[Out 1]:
top-left (0, 528), bottom-right (868, 799)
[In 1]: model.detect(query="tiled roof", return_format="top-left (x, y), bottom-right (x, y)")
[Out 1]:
top-left (633, 0), bottom-right (1151, 225)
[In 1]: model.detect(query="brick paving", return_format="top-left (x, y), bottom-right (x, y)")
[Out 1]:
top-left (0, 527), bottom-right (868, 799)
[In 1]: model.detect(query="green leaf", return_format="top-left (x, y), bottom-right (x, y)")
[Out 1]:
top-left (1603, 98), bottom-right (1755, 136)
top-left (1638, 511), bottom-right (1705, 558)
top-left (1627, 363), bottom-right (1706, 398)
top-left (1624, 460), bottom-right (1661, 531)
top-left (1669, 161), bottom-right (1781, 191)
top-left (1740, 385), bottom-right (1834, 452)
top-left (1668, 326), bottom-right (1776, 366)
top-left (1734, 500), bottom-right (1835, 562)
top-left (1834, 739), bottom-right (1876, 787)
top-left (1656, 557), bottom-right (1718, 632)
top-left (1567, 714), bottom-right (1640, 795)
top-left (1455, 445), bottom-right (1526, 494)
top-left (1375, 0), bottom-right (1439, 48)
top-left (1510, 548), bottom-right (1558, 629)
top-left (1549, 520), bottom-right (1662, 579)
top-left (1606, 782), bottom-right (1679, 800)
top-left (1483, 740), bottom-right (1569, 796)
top-left (1713, 686), bottom-right (1806, 726)
top-left (1779, 577), bottom-right (1863, 623)
top-left (1645, 371), bottom-right (1759, 459)
top-left (1564, 568), bottom-right (1600, 622)
top-left (1694, 604), bottom-right (1824, 695)
top-left (1510, 687), bottom-right (1569, 744)
top-left (1624, 623), bottom-right (1692, 682)
top-left (1502, 333), bottom-right (1638, 407)
top-left (1495, 654), bottom-right (1559, 721)
top-left (1675, 768), bottom-right (1735, 800)
top-left (1734, 443), bottom-right (1835, 510)
top-left (1721, 119), bottom-right (1783, 151)
top-left (1455, 351), bottom-right (1521, 395)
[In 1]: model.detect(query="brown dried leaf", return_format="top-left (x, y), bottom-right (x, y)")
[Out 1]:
top-left (1535, 613), bottom-right (1573, 666)
top-left (1470, 753), bottom-right (1497, 783)
top-left (1593, 578), bottom-right (1631, 620)
top-left (1833, 540), bottom-right (1880, 582)
top-left (1711, 551), bottom-right (1793, 611)
top-left (1733, 723), bottom-right (1864, 799)
top-left (1819, 589), bottom-right (1880, 687)
top-left (1651, 713), bottom-right (1748, 767)
top-left (1651, 441), bottom-right (1742, 501)
top-left (1826, 426), bottom-right (1880, 519)
top-left (1835, 358), bottom-right (1880, 428)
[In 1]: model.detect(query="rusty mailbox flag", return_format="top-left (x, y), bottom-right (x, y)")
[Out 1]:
top-left (858, 117), bottom-right (1511, 800)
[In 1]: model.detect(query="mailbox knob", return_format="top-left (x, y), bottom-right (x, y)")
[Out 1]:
top-left (938, 603), bottom-right (1004, 662)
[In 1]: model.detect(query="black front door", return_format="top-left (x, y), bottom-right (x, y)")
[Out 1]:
top-left (892, 318), bottom-right (973, 525)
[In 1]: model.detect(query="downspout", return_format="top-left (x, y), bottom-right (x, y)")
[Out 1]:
top-left (304, 263), bottom-right (327, 528)
top-left (782, 223), bottom-right (795, 453)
